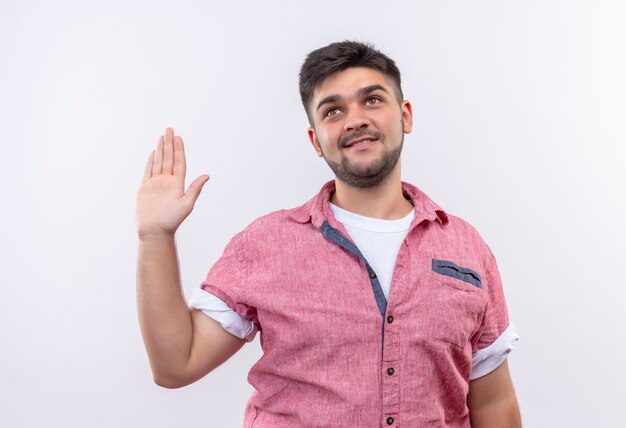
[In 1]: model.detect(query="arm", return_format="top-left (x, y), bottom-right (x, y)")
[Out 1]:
top-left (467, 359), bottom-right (521, 427)
top-left (135, 128), bottom-right (245, 388)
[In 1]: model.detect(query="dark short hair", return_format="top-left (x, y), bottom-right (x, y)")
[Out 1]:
top-left (299, 41), bottom-right (403, 124)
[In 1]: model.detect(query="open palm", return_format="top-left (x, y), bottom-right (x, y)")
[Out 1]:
top-left (135, 127), bottom-right (209, 238)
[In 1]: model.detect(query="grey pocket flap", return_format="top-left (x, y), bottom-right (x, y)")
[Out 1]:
top-left (432, 259), bottom-right (482, 288)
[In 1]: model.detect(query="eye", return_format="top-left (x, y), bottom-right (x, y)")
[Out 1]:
top-left (365, 96), bottom-right (381, 105)
top-left (324, 107), bottom-right (341, 118)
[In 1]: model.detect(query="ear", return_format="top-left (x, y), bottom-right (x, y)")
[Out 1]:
top-left (307, 127), bottom-right (324, 157)
top-left (401, 101), bottom-right (413, 134)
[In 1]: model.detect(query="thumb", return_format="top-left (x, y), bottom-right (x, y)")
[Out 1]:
top-left (184, 174), bottom-right (210, 205)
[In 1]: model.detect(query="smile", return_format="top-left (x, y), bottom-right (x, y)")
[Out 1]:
top-left (344, 137), bottom-right (377, 148)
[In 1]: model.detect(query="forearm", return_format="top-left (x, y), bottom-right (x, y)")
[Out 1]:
top-left (469, 393), bottom-right (521, 428)
top-left (468, 358), bottom-right (521, 427)
top-left (136, 233), bottom-right (193, 386)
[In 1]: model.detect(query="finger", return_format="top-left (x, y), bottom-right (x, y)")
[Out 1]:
top-left (152, 135), bottom-right (164, 176)
top-left (184, 174), bottom-right (210, 206)
top-left (163, 127), bottom-right (174, 175)
top-left (142, 150), bottom-right (155, 182)
top-left (173, 136), bottom-right (186, 179)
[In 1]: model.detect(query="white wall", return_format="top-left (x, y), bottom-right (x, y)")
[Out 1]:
top-left (1, 1), bottom-right (625, 426)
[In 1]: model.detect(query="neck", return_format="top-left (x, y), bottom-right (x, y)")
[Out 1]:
top-left (330, 165), bottom-right (413, 220)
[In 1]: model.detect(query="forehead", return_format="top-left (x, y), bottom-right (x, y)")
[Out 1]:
top-left (312, 67), bottom-right (394, 101)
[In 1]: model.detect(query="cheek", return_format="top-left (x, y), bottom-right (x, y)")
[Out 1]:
top-left (315, 128), bottom-right (338, 148)
top-left (318, 124), bottom-right (336, 138)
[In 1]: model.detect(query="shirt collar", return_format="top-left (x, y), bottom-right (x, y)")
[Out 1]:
top-left (288, 180), bottom-right (449, 231)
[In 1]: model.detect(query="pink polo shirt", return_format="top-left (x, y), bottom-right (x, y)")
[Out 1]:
top-left (201, 180), bottom-right (514, 427)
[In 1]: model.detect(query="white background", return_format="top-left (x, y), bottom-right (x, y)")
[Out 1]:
top-left (1, 1), bottom-right (625, 426)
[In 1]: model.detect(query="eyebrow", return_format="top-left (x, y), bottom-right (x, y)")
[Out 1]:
top-left (315, 84), bottom-right (389, 112)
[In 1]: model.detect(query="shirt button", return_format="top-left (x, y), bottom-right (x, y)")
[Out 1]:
top-left (386, 417), bottom-right (395, 425)
top-left (387, 367), bottom-right (395, 376)
top-left (369, 271), bottom-right (377, 279)
top-left (387, 315), bottom-right (394, 324)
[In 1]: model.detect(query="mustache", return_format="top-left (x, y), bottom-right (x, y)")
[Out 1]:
top-left (339, 129), bottom-right (383, 148)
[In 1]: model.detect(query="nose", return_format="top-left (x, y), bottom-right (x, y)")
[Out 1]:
top-left (343, 106), bottom-right (370, 132)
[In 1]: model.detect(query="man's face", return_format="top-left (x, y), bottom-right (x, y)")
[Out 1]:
top-left (307, 67), bottom-right (413, 189)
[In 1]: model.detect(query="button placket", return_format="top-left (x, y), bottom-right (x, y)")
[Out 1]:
top-left (382, 306), bottom-right (400, 416)
top-left (381, 244), bottom-right (407, 422)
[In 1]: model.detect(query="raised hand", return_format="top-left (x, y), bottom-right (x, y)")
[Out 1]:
top-left (135, 127), bottom-right (209, 238)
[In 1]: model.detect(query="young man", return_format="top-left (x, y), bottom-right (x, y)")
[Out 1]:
top-left (136, 41), bottom-right (521, 427)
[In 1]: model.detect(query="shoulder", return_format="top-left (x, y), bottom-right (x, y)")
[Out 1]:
top-left (234, 202), bottom-right (313, 248)
top-left (438, 212), bottom-right (497, 266)
top-left (445, 213), bottom-right (488, 245)
top-left (241, 206), bottom-right (306, 234)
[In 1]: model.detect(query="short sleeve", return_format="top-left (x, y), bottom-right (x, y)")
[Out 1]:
top-left (469, 247), bottom-right (519, 379)
top-left (199, 231), bottom-right (259, 330)
top-left (188, 288), bottom-right (257, 341)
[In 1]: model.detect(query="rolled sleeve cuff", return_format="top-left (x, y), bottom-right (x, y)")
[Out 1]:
top-left (470, 323), bottom-right (520, 380)
top-left (188, 288), bottom-right (257, 342)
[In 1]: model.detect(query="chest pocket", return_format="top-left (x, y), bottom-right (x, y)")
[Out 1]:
top-left (414, 259), bottom-right (486, 348)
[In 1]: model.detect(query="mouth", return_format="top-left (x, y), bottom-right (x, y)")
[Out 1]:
top-left (343, 137), bottom-right (378, 149)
